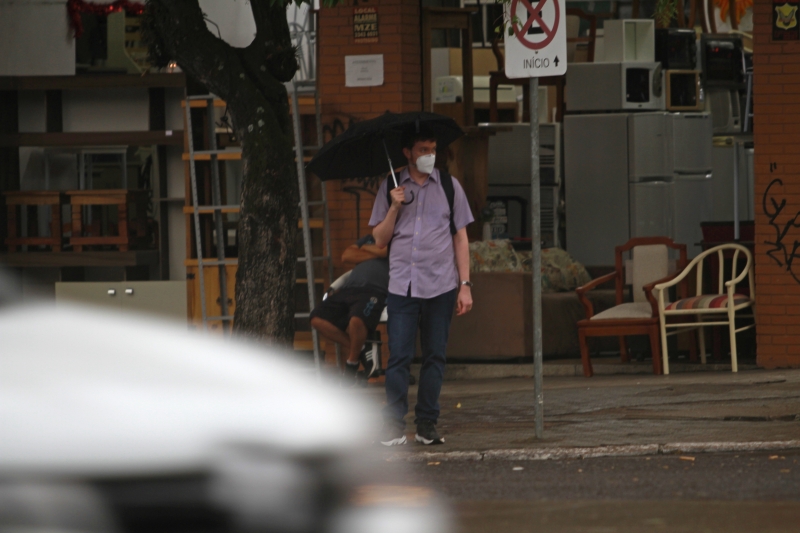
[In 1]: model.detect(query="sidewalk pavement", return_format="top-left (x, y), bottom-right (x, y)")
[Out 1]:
top-left (358, 363), bottom-right (800, 460)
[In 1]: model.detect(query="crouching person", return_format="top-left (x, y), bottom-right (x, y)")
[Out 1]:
top-left (310, 235), bottom-right (389, 386)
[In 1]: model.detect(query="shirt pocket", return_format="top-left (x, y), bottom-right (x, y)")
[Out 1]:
top-left (425, 210), bottom-right (451, 228)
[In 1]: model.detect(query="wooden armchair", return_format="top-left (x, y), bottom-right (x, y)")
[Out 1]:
top-left (566, 8), bottom-right (598, 63)
top-left (575, 237), bottom-right (688, 377)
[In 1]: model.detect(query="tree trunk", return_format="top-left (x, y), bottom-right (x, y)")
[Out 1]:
top-left (143, 0), bottom-right (301, 347)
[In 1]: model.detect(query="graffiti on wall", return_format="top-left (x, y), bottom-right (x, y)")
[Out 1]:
top-left (763, 178), bottom-right (800, 284)
top-left (322, 116), bottom-right (359, 144)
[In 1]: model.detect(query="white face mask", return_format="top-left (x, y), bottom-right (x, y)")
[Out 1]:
top-left (414, 153), bottom-right (436, 175)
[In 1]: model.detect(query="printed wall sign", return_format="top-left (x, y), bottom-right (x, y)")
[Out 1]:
top-left (773, 1), bottom-right (799, 41)
top-left (354, 7), bottom-right (378, 43)
top-left (345, 54), bottom-right (384, 87)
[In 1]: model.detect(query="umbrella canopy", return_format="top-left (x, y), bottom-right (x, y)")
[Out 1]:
top-left (306, 111), bottom-right (464, 182)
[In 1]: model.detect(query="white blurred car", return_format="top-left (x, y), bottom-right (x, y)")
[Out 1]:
top-left (0, 302), bottom-right (451, 533)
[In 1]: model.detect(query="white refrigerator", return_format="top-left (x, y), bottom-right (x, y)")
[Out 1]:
top-left (669, 113), bottom-right (714, 257)
top-left (628, 112), bottom-right (674, 240)
top-left (565, 112), bottom-right (713, 265)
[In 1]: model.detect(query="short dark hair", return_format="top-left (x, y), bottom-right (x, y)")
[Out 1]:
top-left (401, 126), bottom-right (437, 151)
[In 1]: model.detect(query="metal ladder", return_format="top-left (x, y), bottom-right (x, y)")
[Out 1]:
top-left (288, 78), bottom-right (334, 375)
top-left (743, 66), bottom-right (754, 133)
top-left (184, 95), bottom-right (237, 334)
top-left (184, 82), bottom-right (332, 376)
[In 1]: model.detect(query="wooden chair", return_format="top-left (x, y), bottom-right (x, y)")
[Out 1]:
top-left (5, 191), bottom-right (67, 252)
top-left (654, 243), bottom-right (755, 375)
top-left (576, 237), bottom-right (688, 377)
top-left (566, 8), bottom-right (598, 63)
top-left (66, 189), bottom-right (150, 251)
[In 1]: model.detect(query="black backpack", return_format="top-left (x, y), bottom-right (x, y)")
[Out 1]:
top-left (386, 169), bottom-right (457, 236)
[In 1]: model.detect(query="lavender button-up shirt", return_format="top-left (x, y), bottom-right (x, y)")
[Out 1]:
top-left (369, 168), bottom-right (474, 299)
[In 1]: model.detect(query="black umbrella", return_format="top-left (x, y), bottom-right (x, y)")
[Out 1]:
top-left (306, 111), bottom-right (464, 188)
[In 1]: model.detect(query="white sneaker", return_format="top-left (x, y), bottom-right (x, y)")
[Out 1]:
top-left (376, 423), bottom-right (407, 447)
top-left (360, 344), bottom-right (379, 379)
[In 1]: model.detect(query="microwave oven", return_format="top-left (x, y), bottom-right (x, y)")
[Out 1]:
top-left (566, 62), bottom-right (665, 112)
top-left (665, 70), bottom-right (702, 111)
top-left (701, 34), bottom-right (744, 87)
top-left (433, 75), bottom-right (521, 104)
top-left (655, 28), bottom-right (697, 70)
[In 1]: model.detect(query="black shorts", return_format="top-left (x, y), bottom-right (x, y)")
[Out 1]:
top-left (310, 287), bottom-right (387, 334)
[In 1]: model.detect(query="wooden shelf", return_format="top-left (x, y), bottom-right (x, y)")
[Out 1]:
top-left (184, 258), bottom-right (238, 266)
top-left (181, 151), bottom-right (311, 162)
top-left (182, 99), bottom-right (228, 109)
top-left (182, 151), bottom-right (242, 161)
top-left (0, 73), bottom-right (186, 91)
top-left (180, 206), bottom-right (323, 229)
top-left (0, 131), bottom-right (183, 147)
top-left (183, 206), bottom-right (241, 214)
top-left (180, 264), bottom-right (323, 286)
top-left (299, 218), bottom-right (324, 229)
top-left (182, 96), bottom-right (318, 115)
top-left (0, 250), bottom-right (158, 268)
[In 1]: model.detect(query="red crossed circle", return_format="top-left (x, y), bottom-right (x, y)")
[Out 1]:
top-left (511, 0), bottom-right (559, 50)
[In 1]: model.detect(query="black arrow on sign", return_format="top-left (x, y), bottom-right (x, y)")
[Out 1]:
top-left (554, 56), bottom-right (560, 66)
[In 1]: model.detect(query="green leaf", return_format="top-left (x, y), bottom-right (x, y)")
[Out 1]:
top-left (508, 27), bottom-right (513, 36)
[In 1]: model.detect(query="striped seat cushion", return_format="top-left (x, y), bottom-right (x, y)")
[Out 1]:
top-left (665, 294), bottom-right (750, 311)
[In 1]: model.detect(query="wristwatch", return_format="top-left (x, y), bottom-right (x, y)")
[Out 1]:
top-left (460, 280), bottom-right (473, 288)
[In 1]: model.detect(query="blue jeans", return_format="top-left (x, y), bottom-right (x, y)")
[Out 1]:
top-left (384, 288), bottom-right (457, 429)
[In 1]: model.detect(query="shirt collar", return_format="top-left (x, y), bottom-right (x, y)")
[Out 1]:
top-left (399, 167), bottom-right (439, 185)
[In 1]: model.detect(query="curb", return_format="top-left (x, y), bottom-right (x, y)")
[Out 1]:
top-left (386, 440), bottom-right (800, 462)
top-left (410, 362), bottom-right (760, 380)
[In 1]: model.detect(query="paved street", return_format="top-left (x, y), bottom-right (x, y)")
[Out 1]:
top-left (408, 452), bottom-right (800, 501)
top-left (355, 369), bottom-right (800, 532)
top-left (403, 452), bottom-right (800, 532)
top-left (450, 500), bottom-right (800, 533)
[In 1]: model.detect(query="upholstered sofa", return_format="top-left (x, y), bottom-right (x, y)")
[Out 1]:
top-left (446, 242), bottom-right (616, 359)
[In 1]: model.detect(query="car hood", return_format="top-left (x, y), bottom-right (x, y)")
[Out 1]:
top-left (0, 304), bottom-right (378, 477)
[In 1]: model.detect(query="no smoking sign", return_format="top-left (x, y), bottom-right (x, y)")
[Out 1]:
top-left (505, 0), bottom-right (567, 78)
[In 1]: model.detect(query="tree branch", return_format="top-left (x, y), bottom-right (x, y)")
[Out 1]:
top-left (143, 0), bottom-right (246, 101)
top-left (247, 0), bottom-right (298, 83)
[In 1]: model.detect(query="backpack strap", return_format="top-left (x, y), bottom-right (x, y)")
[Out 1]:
top-left (386, 171), bottom-right (457, 236)
top-left (438, 169), bottom-right (457, 236)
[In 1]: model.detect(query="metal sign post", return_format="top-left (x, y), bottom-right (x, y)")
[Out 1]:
top-left (504, 0), bottom-right (567, 439)
top-left (529, 78), bottom-right (544, 438)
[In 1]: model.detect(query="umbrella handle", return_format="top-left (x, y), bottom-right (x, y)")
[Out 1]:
top-left (382, 137), bottom-right (414, 205)
top-left (382, 138), bottom-right (399, 189)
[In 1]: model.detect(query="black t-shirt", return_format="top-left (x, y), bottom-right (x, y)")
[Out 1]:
top-left (343, 258), bottom-right (389, 294)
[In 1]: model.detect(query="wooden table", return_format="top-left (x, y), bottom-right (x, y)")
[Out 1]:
top-left (66, 189), bottom-right (149, 252)
top-left (5, 191), bottom-right (67, 252)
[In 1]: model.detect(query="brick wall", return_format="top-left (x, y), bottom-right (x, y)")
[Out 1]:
top-left (316, 0), bottom-right (421, 278)
top-left (753, 0), bottom-right (800, 367)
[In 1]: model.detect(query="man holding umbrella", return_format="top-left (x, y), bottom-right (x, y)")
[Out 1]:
top-left (369, 126), bottom-right (474, 446)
